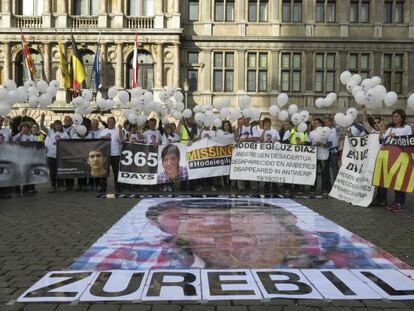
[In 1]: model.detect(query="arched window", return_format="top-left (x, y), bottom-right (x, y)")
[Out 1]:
top-left (78, 49), bottom-right (96, 89)
top-left (127, 51), bottom-right (154, 90)
top-left (16, 0), bottom-right (43, 15)
top-left (73, 0), bottom-right (98, 15)
top-left (127, 0), bottom-right (154, 16)
top-left (15, 49), bottom-right (43, 86)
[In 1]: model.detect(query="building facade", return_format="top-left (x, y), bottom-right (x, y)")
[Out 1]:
top-left (0, 0), bottom-right (413, 118)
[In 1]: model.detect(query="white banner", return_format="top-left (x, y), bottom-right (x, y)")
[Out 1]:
top-left (186, 137), bottom-right (233, 180)
top-left (230, 142), bottom-right (317, 185)
top-left (329, 135), bottom-right (381, 207)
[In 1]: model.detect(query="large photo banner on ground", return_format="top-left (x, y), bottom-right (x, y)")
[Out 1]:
top-left (373, 135), bottom-right (414, 193)
top-left (0, 142), bottom-right (48, 187)
top-left (57, 139), bottom-right (111, 179)
top-left (118, 143), bottom-right (159, 185)
top-left (186, 137), bottom-right (233, 179)
top-left (230, 142), bottom-right (317, 185)
top-left (329, 135), bottom-right (381, 207)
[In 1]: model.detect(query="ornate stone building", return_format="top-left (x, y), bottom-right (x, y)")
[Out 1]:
top-left (0, 0), bottom-right (413, 118)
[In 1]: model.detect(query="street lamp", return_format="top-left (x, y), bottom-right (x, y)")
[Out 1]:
top-left (183, 79), bottom-right (189, 109)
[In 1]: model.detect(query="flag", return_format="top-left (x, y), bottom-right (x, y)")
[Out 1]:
top-left (20, 33), bottom-right (36, 80)
top-left (71, 35), bottom-right (86, 95)
top-left (132, 33), bottom-right (138, 88)
top-left (92, 44), bottom-right (100, 91)
top-left (57, 36), bottom-right (71, 90)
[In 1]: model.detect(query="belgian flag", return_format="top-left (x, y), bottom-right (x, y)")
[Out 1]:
top-left (71, 35), bottom-right (86, 95)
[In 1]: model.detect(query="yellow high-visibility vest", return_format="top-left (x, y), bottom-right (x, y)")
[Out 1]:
top-left (179, 125), bottom-right (189, 143)
top-left (289, 128), bottom-right (305, 145)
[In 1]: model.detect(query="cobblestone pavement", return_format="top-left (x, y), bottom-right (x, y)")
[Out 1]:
top-left (1, 184), bottom-right (414, 311)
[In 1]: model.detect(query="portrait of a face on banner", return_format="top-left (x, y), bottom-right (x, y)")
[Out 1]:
top-left (57, 139), bottom-right (111, 179)
top-left (157, 143), bottom-right (189, 184)
top-left (0, 141), bottom-right (48, 187)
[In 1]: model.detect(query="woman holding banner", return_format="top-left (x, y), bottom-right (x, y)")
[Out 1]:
top-left (371, 109), bottom-right (412, 213)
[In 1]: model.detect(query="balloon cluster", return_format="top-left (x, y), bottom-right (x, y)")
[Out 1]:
top-left (334, 107), bottom-right (359, 128)
top-left (340, 71), bottom-right (398, 109)
top-left (407, 94), bottom-right (414, 111)
top-left (0, 79), bottom-right (58, 116)
top-left (268, 93), bottom-right (310, 133)
top-left (314, 92), bottom-right (337, 109)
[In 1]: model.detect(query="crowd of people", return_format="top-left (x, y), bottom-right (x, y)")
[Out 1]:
top-left (0, 108), bottom-right (413, 212)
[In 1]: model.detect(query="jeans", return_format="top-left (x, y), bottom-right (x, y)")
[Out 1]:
top-left (47, 157), bottom-right (64, 188)
top-left (328, 151), bottom-right (339, 181)
top-left (376, 187), bottom-right (406, 205)
top-left (101, 156), bottom-right (121, 192)
top-left (313, 159), bottom-right (331, 192)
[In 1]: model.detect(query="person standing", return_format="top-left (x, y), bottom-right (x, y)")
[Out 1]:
top-left (99, 117), bottom-right (124, 193)
top-left (0, 116), bottom-right (12, 199)
top-left (325, 117), bottom-right (340, 184)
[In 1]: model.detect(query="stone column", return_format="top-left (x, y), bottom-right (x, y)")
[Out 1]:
top-left (408, 52), bottom-right (414, 93)
top-left (170, 0), bottom-right (180, 29)
top-left (115, 43), bottom-right (123, 87)
top-left (374, 0), bottom-right (383, 37)
top-left (3, 43), bottom-right (11, 81)
top-left (113, 0), bottom-right (124, 28)
top-left (271, 0), bottom-right (280, 36)
top-left (42, 0), bottom-right (52, 28)
top-left (155, 44), bottom-right (164, 88)
top-left (56, 0), bottom-right (68, 28)
top-left (270, 50), bottom-right (279, 92)
top-left (236, 49), bottom-right (245, 91)
top-left (43, 43), bottom-right (51, 82)
top-left (100, 43), bottom-right (107, 89)
top-left (305, 0), bottom-right (314, 37)
top-left (154, 0), bottom-right (164, 28)
top-left (237, 0), bottom-right (246, 35)
top-left (173, 44), bottom-right (180, 87)
top-left (338, 0), bottom-right (349, 37)
top-left (98, 0), bottom-right (108, 28)
top-left (1, 0), bottom-right (12, 27)
top-left (203, 0), bottom-right (212, 35)
top-left (203, 49), bottom-right (211, 92)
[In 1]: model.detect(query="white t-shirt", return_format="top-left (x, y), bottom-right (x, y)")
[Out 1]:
top-left (200, 130), bottom-right (216, 139)
top-left (144, 129), bottom-right (162, 145)
top-left (63, 125), bottom-right (76, 139)
top-left (45, 129), bottom-right (64, 158)
top-left (262, 129), bottom-right (280, 142)
top-left (239, 125), bottom-right (260, 139)
top-left (86, 128), bottom-right (103, 139)
top-left (384, 125), bottom-right (412, 138)
top-left (12, 133), bottom-right (34, 142)
top-left (328, 127), bottom-right (339, 149)
top-left (309, 129), bottom-right (329, 160)
top-left (161, 133), bottom-right (179, 144)
top-left (0, 128), bottom-right (11, 144)
top-left (100, 128), bottom-right (122, 156)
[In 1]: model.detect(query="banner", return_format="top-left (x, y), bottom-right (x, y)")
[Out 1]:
top-left (0, 142), bottom-right (48, 187)
top-left (118, 143), bottom-right (159, 185)
top-left (57, 139), bottom-right (110, 178)
top-left (186, 137), bottom-right (233, 179)
top-left (230, 142), bottom-right (317, 185)
top-left (329, 135), bottom-right (381, 207)
top-left (373, 135), bottom-right (414, 193)
top-left (118, 138), bottom-right (233, 185)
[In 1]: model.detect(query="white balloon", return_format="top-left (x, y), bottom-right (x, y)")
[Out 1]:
top-left (351, 85), bottom-right (363, 97)
top-left (159, 90), bottom-right (168, 101)
top-left (182, 108), bottom-right (192, 118)
top-left (346, 80), bottom-right (358, 93)
top-left (300, 110), bottom-right (310, 122)
top-left (39, 94), bottom-right (52, 108)
top-left (361, 79), bottom-right (374, 92)
top-left (17, 86), bottom-right (27, 102)
top-left (278, 110), bottom-right (289, 121)
top-left (193, 104), bottom-right (202, 113)
top-left (407, 94), bottom-right (414, 110)
top-left (174, 91), bottom-right (184, 103)
top-left (222, 97), bottom-right (231, 108)
top-left (130, 87), bottom-right (143, 98)
top-left (229, 109), bottom-right (242, 121)
top-left (373, 85), bottom-right (387, 102)
top-left (343, 115), bottom-right (354, 127)
top-left (371, 76), bottom-right (382, 86)
top-left (27, 86), bottom-right (39, 97)
top-left (315, 98), bottom-right (325, 108)
top-left (24, 80), bottom-right (35, 88)
top-left (355, 91), bottom-right (367, 106)
top-left (194, 112), bottom-right (205, 123)
top-left (334, 112), bottom-right (346, 126)
top-left (73, 114), bottom-right (83, 126)
top-left (76, 125), bottom-right (87, 136)
top-left (346, 108), bottom-right (358, 120)
top-left (291, 112), bottom-right (302, 125)
top-left (49, 80), bottom-right (59, 89)
top-left (166, 99), bottom-right (174, 109)
top-left (0, 88), bottom-right (8, 102)
top-left (137, 115), bottom-right (147, 126)
top-left (365, 89), bottom-right (380, 109)
top-left (143, 91), bottom-right (154, 104)
top-left (220, 107), bottom-right (230, 120)
top-left (117, 90), bottom-right (130, 104)
top-left (105, 99), bottom-right (114, 110)
top-left (269, 105), bottom-right (280, 117)
top-left (8, 90), bottom-right (19, 105)
top-left (214, 100), bottom-right (223, 110)
top-left (28, 96), bottom-right (39, 108)
top-left (384, 92), bottom-right (398, 108)
top-left (350, 74), bottom-right (362, 85)
top-left (47, 86), bottom-right (58, 98)
top-left (242, 107), bottom-right (252, 118)
top-left (107, 86), bottom-right (118, 99)
top-left (287, 104), bottom-right (298, 115)
top-left (216, 129), bottom-right (225, 137)
top-left (72, 96), bottom-right (85, 107)
top-left (213, 118), bottom-right (222, 128)
top-left (251, 109), bottom-right (261, 121)
top-left (37, 80), bottom-right (48, 93)
top-left (127, 113), bottom-right (138, 124)
top-left (277, 93), bottom-right (289, 107)
top-left (4, 80), bottom-right (17, 91)
top-left (0, 102), bottom-right (11, 115)
top-left (340, 71), bottom-right (352, 85)
top-left (96, 98), bottom-right (106, 109)
top-left (239, 95), bottom-right (251, 110)
top-left (297, 122), bottom-right (307, 133)
top-left (325, 92), bottom-right (337, 106)
top-left (176, 101), bottom-right (185, 112)
top-left (312, 128), bottom-right (323, 143)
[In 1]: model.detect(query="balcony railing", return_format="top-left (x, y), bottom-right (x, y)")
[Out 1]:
top-left (126, 16), bottom-right (155, 29)
top-left (72, 16), bottom-right (98, 28)
top-left (15, 16), bottom-right (43, 28)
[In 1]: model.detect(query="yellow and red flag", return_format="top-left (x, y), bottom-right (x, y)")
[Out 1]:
top-left (20, 33), bottom-right (36, 80)
top-left (71, 35), bottom-right (86, 95)
top-left (57, 35), bottom-right (71, 90)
